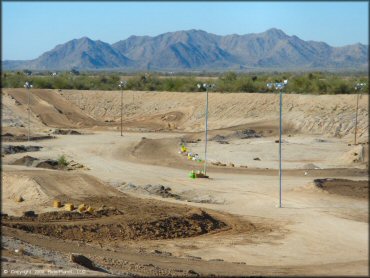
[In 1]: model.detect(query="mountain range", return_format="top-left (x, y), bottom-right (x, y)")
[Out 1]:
top-left (3, 28), bottom-right (368, 71)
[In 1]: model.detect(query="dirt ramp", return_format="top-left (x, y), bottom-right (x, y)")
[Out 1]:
top-left (117, 137), bottom-right (203, 170)
top-left (4, 89), bottom-right (99, 128)
top-left (2, 167), bottom-right (123, 208)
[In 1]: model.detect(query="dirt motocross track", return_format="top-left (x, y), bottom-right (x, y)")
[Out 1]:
top-left (1, 88), bottom-right (369, 276)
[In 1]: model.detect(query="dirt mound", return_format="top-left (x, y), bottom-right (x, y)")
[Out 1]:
top-left (2, 208), bottom-right (227, 241)
top-left (2, 145), bottom-right (43, 155)
top-left (52, 129), bottom-right (82, 135)
top-left (210, 135), bottom-right (229, 144)
top-left (122, 183), bottom-right (181, 199)
top-left (313, 178), bottom-right (368, 199)
top-left (2, 170), bottom-right (121, 217)
top-left (3, 208), bottom-right (123, 222)
top-left (35, 159), bottom-right (59, 170)
top-left (12, 155), bottom-right (39, 166)
top-left (1, 133), bottom-right (55, 142)
top-left (340, 144), bottom-right (367, 164)
top-left (11, 156), bottom-right (86, 171)
top-left (234, 129), bottom-right (262, 139)
top-left (2, 173), bottom-right (50, 208)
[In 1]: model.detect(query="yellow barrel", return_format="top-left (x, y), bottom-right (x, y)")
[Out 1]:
top-left (64, 203), bottom-right (74, 211)
top-left (86, 206), bottom-right (94, 213)
top-left (53, 200), bottom-right (62, 208)
top-left (77, 204), bottom-right (87, 213)
top-left (15, 196), bottom-right (24, 202)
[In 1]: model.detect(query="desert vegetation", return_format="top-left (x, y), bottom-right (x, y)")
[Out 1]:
top-left (1, 71), bottom-right (368, 94)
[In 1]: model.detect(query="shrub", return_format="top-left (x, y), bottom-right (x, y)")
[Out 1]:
top-left (57, 155), bottom-right (69, 168)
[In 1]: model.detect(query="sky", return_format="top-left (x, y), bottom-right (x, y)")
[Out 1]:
top-left (2, 1), bottom-right (369, 60)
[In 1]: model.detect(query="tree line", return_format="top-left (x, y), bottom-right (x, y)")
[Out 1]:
top-left (1, 71), bottom-right (368, 94)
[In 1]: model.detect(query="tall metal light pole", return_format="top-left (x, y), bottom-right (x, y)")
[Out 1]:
top-left (118, 81), bottom-right (127, 137)
top-left (24, 81), bottom-right (33, 141)
top-left (267, 80), bottom-right (288, 208)
top-left (197, 83), bottom-right (215, 176)
top-left (354, 83), bottom-right (366, 145)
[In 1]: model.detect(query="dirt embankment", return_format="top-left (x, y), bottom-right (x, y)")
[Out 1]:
top-left (2, 89), bottom-right (368, 141)
top-left (60, 90), bottom-right (369, 141)
top-left (2, 89), bottom-right (100, 128)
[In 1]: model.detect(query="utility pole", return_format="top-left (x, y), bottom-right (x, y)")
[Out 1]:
top-left (118, 81), bottom-right (127, 137)
top-left (267, 80), bottom-right (288, 208)
top-left (354, 83), bottom-right (366, 145)
top-left (24, 81), bottom-right (33, 141)
top-left (197, 83), bottom-right (215, 176)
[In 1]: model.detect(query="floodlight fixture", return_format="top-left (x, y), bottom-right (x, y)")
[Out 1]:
top-left (355, 82), bottom-right (366, 91)
top-left (118, 81), bottom-right (127, 137)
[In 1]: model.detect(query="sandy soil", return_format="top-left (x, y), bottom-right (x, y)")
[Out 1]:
top-left (1, 88), bottom-right (368, 276)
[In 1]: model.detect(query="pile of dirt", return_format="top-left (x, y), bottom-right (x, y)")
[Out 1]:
top-left (2, 145), bottom-right (42, 155)
top-left (211, 161), bottom-right (227, 167)
top-left (210, 135), bottom-right (229, 144)
top-left (2, 208), bottom-right (123, 222)
top-left (11, 156), bottom-right (87, 171)
top-left (12, 155), bottom-right (39, 167)
top-left (313, 178), bottom-right (368, 199)
top-left (120, 183), bottom-right (224, 204)
top-left (234, 129), bottom-right (262, 139)
top-left (140, 184), bottom-right (180, 199)
top-left (12, 156), bottom-right (60, 170)
top-left (121, 183), bottom-right (173, 198)
top-left (52, 129), bottom-right (82, 135)
top-left (35, 159), bottom-right (60, 170)
top-left (2, 209), bottom-right (227, 241)
top-left (2, 133), bottom-right (55, 142)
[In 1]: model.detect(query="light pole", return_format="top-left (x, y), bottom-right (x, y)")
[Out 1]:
top-left (267, 80), bottom-right (288, 208)
top-left (354, 83), bottom-right (366, 145)
top-left (197, 83), bottom-right (215, 176)
top-left (24, 81), bottom-right (33, 141)
top-left (118, 81), bottom-right (127, 137)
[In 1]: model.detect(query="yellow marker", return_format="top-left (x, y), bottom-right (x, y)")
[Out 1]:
top-left (53, 200), bottom-right (62, 208)
top-left (64, 203), bottom-right (74, 211)
top-left (78, 204), bottom-right (87, 212)
top-left (86, 206), bottom-right (94, 213)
